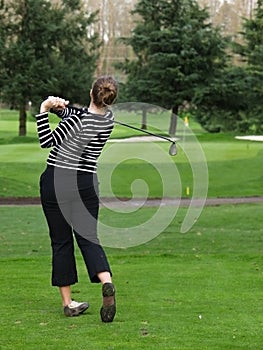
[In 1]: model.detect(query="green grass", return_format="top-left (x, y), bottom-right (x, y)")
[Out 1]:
top-left (0, 108), bottom-right (262, 198)
top-left (0, 203), bottom-right (262, 349)
top-left (1, 109), bottom-right (262, 349)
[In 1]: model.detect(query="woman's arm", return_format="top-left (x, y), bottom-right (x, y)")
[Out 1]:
top-left (36, 97), bottom-right (82, 148)
top-left (50, 105), bottom-right (84, 119)
top-left (40, 96), bottom-right (69, 113)
top-left (42, 97), bottom-right (85, 119)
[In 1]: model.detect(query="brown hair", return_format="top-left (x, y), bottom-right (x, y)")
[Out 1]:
top-left (91, 75), bottom-right (118, 108)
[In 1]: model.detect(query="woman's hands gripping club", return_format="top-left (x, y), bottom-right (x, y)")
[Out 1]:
top-left (40, 96), bottom-right (69, 114)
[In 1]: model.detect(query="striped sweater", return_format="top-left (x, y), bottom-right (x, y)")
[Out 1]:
top-left (35, 106), bottom-right (114, 173)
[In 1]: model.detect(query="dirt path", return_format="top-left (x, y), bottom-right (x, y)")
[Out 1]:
top-left (1, 196), bottom-right (263, 207)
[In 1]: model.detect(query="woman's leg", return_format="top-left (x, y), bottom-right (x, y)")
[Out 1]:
top-left (72, 173), bottom-right (113, 282)
top-left (71, 174), bottom-right (116, 321)
top-left (97, 271), bottom-right (112, 284)
top-left (40, 167), bottom-right (88, 316)
top-left (74, 232), bottom-right (116, 322)
top-left (40, 167), bottom-right (78, 287)
top-left (41, 199), bottom-right (78, 287)
top-left (74, 231), bottom-right (112, 283)
top-left (59, 286), bottom-right (72, 306)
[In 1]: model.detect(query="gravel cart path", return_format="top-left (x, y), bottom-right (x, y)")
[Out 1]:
top-left (1, 196), bottom-right (263, 207)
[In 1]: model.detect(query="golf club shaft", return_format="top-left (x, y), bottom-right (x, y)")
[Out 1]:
top-left (113, 119), bottom-right (175, 144)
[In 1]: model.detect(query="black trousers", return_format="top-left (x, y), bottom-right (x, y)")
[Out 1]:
top-left (40, 166), bottom-right (112, 286)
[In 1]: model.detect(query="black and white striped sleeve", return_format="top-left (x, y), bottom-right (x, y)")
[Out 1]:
top-left (35, 112), bottom-right (82, 148)
top-left (50, 106), bottom-right (82, 119)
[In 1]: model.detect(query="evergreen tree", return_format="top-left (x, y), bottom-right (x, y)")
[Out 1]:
top-left (0, 0), bottom-right (100, 136)
top-left (236, 0), bottom-right (263, 67)
top-left (117, 0), bottom-right (228, 134)
top-left (193, 66), bottom-right (251, 132)
top-left (233, 0), bottom-right (263, 133)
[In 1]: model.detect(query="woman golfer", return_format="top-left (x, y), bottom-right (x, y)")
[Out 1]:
top-left (35, 75), bottom-right (118, 322)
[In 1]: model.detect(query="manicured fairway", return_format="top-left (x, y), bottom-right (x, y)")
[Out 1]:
top-left (1, 109), bottom-right (263, 199)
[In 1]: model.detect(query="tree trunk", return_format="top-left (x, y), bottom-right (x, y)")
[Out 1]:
top-left (141, 108), bottom-right (147, 130)
top-left (169, 106), bottom-right (178, 137)
top-left (19, 105), bottom-right (27, 136)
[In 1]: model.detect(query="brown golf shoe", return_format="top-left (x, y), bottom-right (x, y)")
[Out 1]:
top-left (100, 283), bottom-right (116, 323)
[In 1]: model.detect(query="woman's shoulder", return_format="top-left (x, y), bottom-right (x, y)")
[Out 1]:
top-left (79, 108), bottom-right (114, 121)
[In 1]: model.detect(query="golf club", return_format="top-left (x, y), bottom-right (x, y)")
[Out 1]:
top-left (113, 119), bottom-right (177, 156)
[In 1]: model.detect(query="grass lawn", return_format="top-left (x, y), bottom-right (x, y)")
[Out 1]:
top-left (0, 203), bottom-right (262, 349)
top-left (0, 109), bottom-right (263, 198)
top-left (0, 109), bottom-right (262, 349)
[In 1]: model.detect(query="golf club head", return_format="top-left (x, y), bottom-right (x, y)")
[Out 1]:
top-left (169, 142), bottom-right (177, 156)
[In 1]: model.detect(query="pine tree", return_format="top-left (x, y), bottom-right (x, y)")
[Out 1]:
top-left (117, 0), bottom-right (228, 134)
top-left (233, 0), bottom-right (263, 133)
top-left (0, 0), bottom-right (100, 136)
